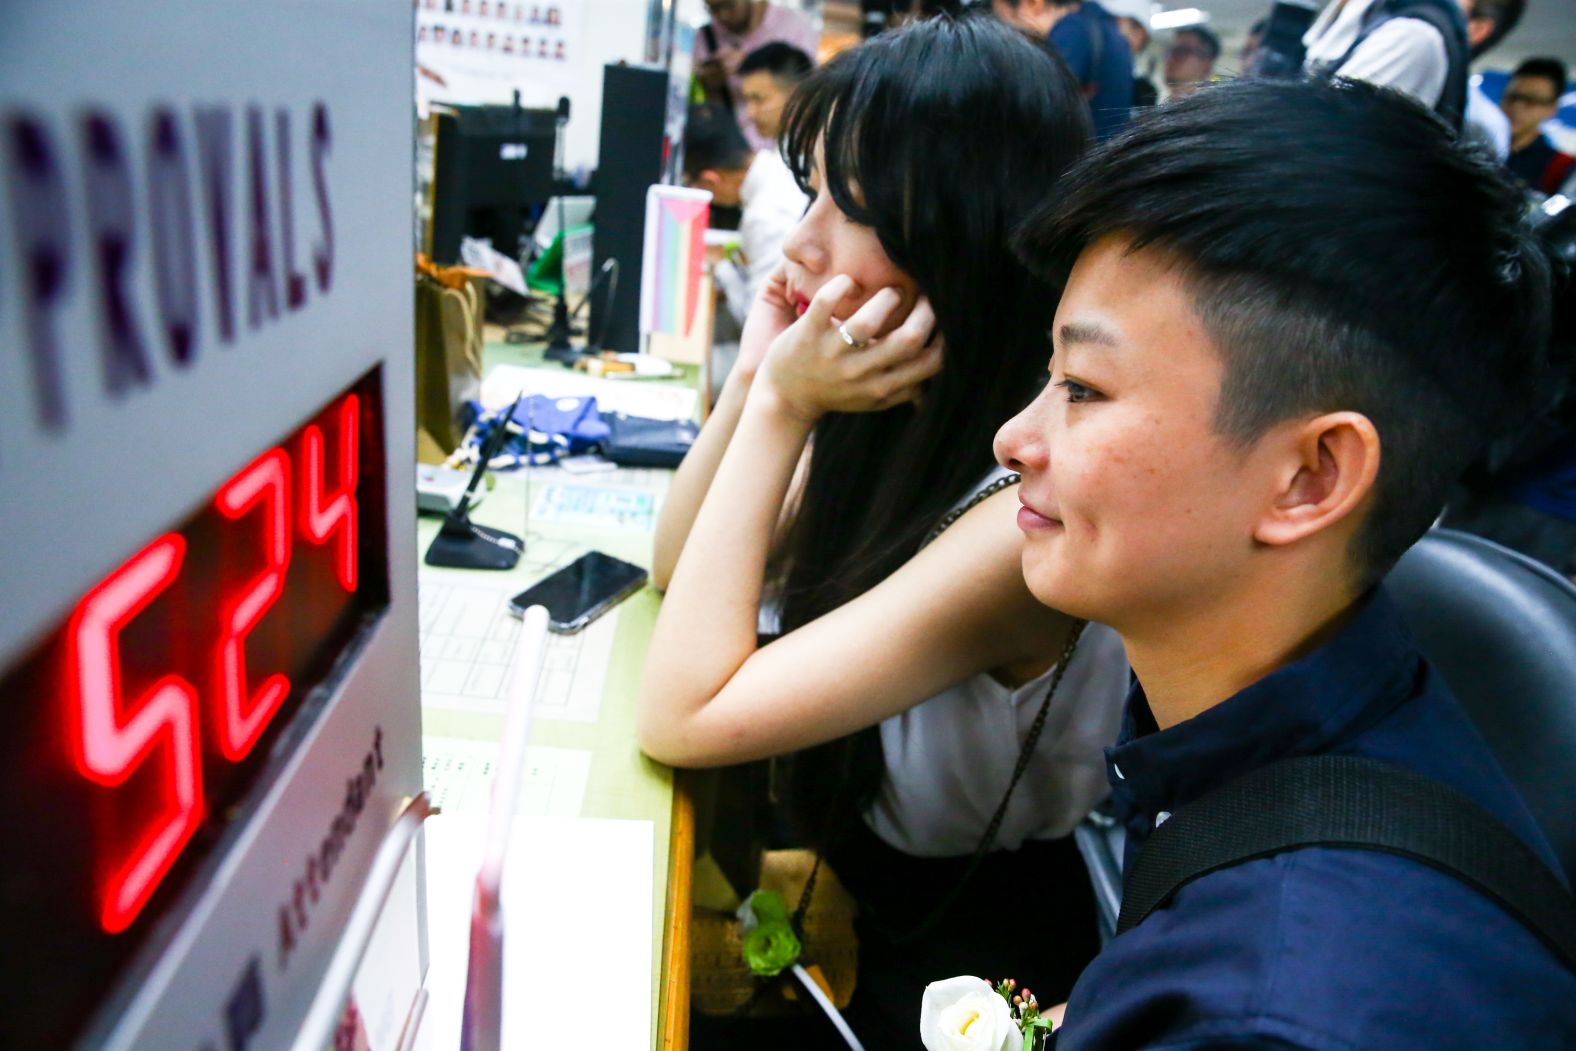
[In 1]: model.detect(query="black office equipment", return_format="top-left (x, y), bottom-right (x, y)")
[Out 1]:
top-left (1250, 1), bottom-right (1320, 78)
top-left (543, 96), bottom-right (580, 359)
top-left (431, 100), bottom-right (557, 264)
top-left (424, 395), bottom-right (526, 570)
top-left (592, 64), bottom-right (672, 354)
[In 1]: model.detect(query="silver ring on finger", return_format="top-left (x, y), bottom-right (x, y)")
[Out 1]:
top-left (837, 321), bottom-right (869, 349)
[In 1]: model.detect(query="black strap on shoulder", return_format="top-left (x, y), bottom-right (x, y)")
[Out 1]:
top-left (1116, 755), bottom-right (1576, 974)
top-left (1390, 0), bottom-right (1468, 130)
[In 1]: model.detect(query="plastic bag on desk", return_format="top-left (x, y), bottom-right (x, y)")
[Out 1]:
top-left (462, 394), bottom-right (611, 468)
top-left (414, 269), bottom-right (485, 456)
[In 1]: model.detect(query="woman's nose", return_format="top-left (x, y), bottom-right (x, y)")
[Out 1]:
top-left (782, 210), bottom-right (828, 275)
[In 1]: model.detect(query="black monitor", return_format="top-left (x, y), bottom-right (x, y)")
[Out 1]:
top-left (592, 64), bottom-right (671, 354)
top-left (430, 103), bottom-right (557, 264)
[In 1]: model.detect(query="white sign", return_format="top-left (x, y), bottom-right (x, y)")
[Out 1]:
top-left (0, 4), bottom-right (423, 1050)
top-left (417, 0), bottom-right (586, 99)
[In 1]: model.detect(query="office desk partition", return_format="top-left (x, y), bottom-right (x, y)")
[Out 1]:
top-left (414, 338), bottom-right (696, 1050)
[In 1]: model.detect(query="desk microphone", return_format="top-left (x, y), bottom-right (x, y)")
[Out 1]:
top-left (424, 394), bottom-right (526, 570)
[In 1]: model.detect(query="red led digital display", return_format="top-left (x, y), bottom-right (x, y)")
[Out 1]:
top-left (0, 372), bottom-right (388, 1050)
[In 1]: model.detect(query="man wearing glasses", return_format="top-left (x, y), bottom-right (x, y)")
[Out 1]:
top-left (1502, 57), bottom-right (1575, 197)
top-left (1163, 25), bottom-right (1218, 100)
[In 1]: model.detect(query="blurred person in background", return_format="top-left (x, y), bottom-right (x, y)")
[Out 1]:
top-left (1443, 228), bottom-right (1576, 577)
top-left (1241, 16), bottom-right (1267, 71)
top-left (1106, 0), bottom-right (1159, 107)
top-left (682, 104), bottom-right (808, 329)
top-left (738, 42), bottom-right (813, 143)
top-left (993, 0), bottom-right (1135, 138)
top-left (1164, 25), bottom-right (1219, 98)
top-left (695, 0), bottom-right (819, 151)
top-left (1459, 0), bottom-right (1526, 159)
top-left (1503, 57), bottom-right (1575, 197)
top-left (1303, 0), bottom-right (1470, 130)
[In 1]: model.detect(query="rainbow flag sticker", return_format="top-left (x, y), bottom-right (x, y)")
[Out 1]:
top-left (639, 185), bottom-right (712, 342)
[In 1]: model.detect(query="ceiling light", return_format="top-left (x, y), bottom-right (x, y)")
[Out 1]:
top-left (1150, 7), bottom-right (1209, 30)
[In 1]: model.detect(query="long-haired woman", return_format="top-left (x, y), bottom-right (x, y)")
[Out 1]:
top-left (640, 15), bottom-right (1129, 1041)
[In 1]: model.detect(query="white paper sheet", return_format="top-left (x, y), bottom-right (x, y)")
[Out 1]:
top-left (529, 482), bottom-right (658, 532)
top-left (418, 815), bottom-right (656, 1051)
top-left (424, 736), bottom-right (592, 817)
top-left (418, 575), bottom-right (617, 721)
top-left (349, 846), bottom-right (425, 1051)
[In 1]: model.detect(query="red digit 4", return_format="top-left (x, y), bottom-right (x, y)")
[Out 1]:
top-left (301, 393), bottom-right (359, 591)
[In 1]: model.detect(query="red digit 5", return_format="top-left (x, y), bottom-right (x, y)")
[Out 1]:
top-left (68, 533), bottom-right (204, 934)
top-left (214, 448), bottom-right (292, 762)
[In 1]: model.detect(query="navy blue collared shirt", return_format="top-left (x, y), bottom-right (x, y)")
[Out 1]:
top-left (1054, 588), bottom-right (1576, 1050)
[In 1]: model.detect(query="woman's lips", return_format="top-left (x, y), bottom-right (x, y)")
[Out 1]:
top-left (793, 296), bottom-right (810, 318)
top-left (1017, 503), bottom-right (1063, 532)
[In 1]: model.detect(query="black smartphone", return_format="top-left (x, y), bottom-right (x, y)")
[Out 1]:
top-left (507, 551), bottom-right (648, 634)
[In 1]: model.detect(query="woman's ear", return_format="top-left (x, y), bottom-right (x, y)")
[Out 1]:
top-left (1253, 411), bottom-right (1381, 549)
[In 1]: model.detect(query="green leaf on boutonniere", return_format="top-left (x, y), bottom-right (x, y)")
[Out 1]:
top-left (746, 889), bottom-right (790, 924)
top-left (1025, 1016), bottom-right (1056, 1050)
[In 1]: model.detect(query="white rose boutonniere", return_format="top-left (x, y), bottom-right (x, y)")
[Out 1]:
top-left (919, 976), bottom-right (1020, 1051)
top-left (922, 976), bottom-right (1057, 1051)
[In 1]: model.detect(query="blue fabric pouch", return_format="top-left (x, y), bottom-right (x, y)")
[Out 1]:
top-left (464, 394), bottom-right (612, 467)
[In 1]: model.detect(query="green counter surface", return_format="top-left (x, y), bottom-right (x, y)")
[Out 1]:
top-left (416, 338), bottom-right (697, 1047)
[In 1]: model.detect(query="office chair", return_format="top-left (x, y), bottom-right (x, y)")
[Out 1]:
top-left (1077, 527), bottom-right (1576, 938)
top-left (1385, 528), bottom-right (1576, 883)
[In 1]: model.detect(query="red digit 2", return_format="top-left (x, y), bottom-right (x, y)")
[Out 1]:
top-left (68, 533), bottom-right (204, 935)
top-left (214, 448), bottom-right (292, 762)
top-left (301, 393), bottom-right (359, 591)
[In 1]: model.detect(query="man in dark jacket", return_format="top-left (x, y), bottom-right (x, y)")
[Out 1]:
top-left (997, 77), bottom-right (1575, 1050)
top-left (993, 0), bottom-right (1134, 138)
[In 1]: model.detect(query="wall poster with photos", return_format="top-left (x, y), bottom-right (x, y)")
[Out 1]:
top-left (416, 0), bottom-right (584, 96)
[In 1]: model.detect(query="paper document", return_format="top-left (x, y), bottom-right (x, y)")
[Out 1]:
top-left (530, 483), bottom-right (658, 532)
top-left (459, 237), bottom-right (528, 298)
top-left (419, 576), bottom-right (618, 721)
top-left (423, 736), bottom-right (592, 817)
top-left (420, 815), bottom-right (656, 1051)
top-left (481, 363), bottom-right (698, 421)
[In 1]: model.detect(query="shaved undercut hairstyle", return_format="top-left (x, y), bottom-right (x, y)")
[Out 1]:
top-left (1013, 78), bottom-right (1556, 580)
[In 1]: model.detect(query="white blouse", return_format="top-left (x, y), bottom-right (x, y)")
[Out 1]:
top-left (864, 465), bottom-right (1130, 856)
top-left (762, 468), bottom-right (1131, 857)
top-left (864, 621), bottom-right (1129, 857)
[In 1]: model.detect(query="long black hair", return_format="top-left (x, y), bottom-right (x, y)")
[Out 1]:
top-left (773, 15), bottom-right (1091, 843)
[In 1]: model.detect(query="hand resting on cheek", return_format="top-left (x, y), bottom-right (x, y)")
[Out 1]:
top-left (754, 272), bottom-right (943, 424)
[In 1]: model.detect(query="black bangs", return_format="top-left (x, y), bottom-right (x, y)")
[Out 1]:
top-left (779, 33), bottom-right (876, 228)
